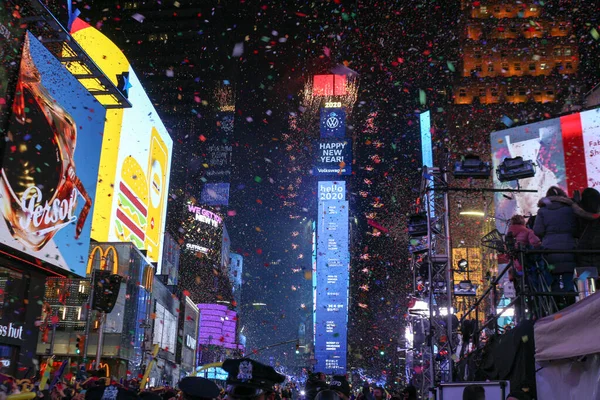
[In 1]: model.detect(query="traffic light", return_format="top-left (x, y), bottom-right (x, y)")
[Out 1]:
top-left (75, 336), bottom-right (84, 355)
top-left (380, 350), bottom-right (385, 356)
top-left (295, 343), bottom-right (300, 354)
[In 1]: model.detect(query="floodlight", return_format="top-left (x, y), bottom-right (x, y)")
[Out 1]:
top-left (453, 155), bottom-right (491, 179)
top-left (496, 156), bottom-right (535, 182)
top-left (457, 259), bottom-right (468, 272)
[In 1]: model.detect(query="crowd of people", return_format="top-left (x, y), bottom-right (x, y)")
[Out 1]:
top-left (507, 185), bottom-right (600, 311)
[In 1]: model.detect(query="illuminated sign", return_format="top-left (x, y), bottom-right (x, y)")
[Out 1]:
top-left (186, 334), bottom-right (197, 350)
top-left (87, 245), bottom-right (119, 275)
top-left (313, 139), bottom-right (352, 176)
top-left (325, 102), bottom-right (342, 108)
top-left (70, 18), bottom-right (173, 271)
top-left (315, 181), bottom-right (349, 374)
top-left (320, 108), bottom-right (346, 138)
top-left (491, 108), bottom-right (600, 231)
top-left (0, 322), bottom-right (23, 340)
top-left (186, 243), bottom-right (209, 254)
top-left (197, 304), bottom-right (238, 350)
top-left (0, 32), bottom-right (105, 277)
top-left (187, 204), bottom-right (223, 227)
top-left (313, 75), bottom-right (347, 97)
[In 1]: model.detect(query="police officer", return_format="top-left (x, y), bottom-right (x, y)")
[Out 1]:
top-left (221, 358), bottom-right (285, 400)
top-left (178, 377), bottom-right (221, 400)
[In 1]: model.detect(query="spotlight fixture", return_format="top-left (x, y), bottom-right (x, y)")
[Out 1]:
top-left (496, 156), bottom-right (535, 182)
top-left (453, 154), bottom-right (491, 179)
top-left (457, 259), bottom-right (468, 273)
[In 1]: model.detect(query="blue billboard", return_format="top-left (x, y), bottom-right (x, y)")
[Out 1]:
top-left (313, 139), bottom-right (352, 176)
top-left (315, 181), bottom-right (349, 374)
top-left (201, 182), bottom-right (230, 206)
top-left (0, 32), bottom-right (106, 277)
top-left (320, 108), bottom-right (346, 138)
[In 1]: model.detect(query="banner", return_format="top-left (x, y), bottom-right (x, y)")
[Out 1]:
top-left (70, 18), bottom-right (173, 270)
top-left (315, 181), bottom-right (349, 374)
top-left (313, 139), bottom-right (352, 176)
top-left (0, 32), bottom-right (105, 277)
top-left (320, 108), bottom-right (346, 138)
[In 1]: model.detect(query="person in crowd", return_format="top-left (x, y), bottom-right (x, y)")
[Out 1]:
top-left (462, 384), bottom-right (485, 400)
top-left (577, 187), bottom-right (600, 271)
top-left (313, 391), bottom-right (342, 400)
top-left (221, 358), bottom-right (285, 400)
top-left (508, 215), bottom-right (541, 249)
top-left (400, 385), bottom-right (416, 400)
top-left (178, 377), bottom-right (221, 400)
top-left (506, 391), bottom-right (531, 400)
top-left (304, 373), bottom-right (328, 400)
top-left (533, 186), bottom-right (598, 307)
top-left (328, 376), bottom-right (350, 400)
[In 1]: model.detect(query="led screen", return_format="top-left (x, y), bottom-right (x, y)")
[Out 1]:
top-left (0, 32), bottom-right (105, 277)
top-left (315, 181), bottom-right (349, 374)
top-left (197, 303), bottom-right (238, 349)
top-left (70, 18), bottom-right (173, 269)
top-left (491, 109), bottom-right (600, 231)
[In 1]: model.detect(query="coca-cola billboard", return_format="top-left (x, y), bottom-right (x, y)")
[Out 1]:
top-left (0, 32), bottom-right (105, 277)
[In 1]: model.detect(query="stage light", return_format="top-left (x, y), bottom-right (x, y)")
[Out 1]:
top-left (453, 154), bottom-right (491, 179)
top-left (457, 259), bottom-right (468, 272)
top-left (459, 210), bottom-right (485, 217)
top-left (407, 213), bottom-right (428, 238)
top-left (496, 156), bottom-right (535, 182)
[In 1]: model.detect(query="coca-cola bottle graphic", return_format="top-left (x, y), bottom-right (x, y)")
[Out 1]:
top-left (0, 35), bottom-right (92, 251)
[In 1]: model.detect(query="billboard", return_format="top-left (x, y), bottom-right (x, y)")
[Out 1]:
top-left (313, 75), bottom-right (347, 97)
top-left (491, 109), bottom-right (600, 231)
top-left (313, 139), bottom-right (352, 176)
top-left (197, 303), bottom-right (238, 350)
top-left (201, 182), bottom-right (230, 206)
top-left (200, 111), bottom-right (234, 206)
top-left (0, 32), bottom-right (105, 277)
top-left (320, 108), bottom-right (346, 138)
top-left (0, 1), bottom-right (27, 135)
top-left (315, 181), bottom-right (349, 374)
top-left (69, 18), bottom-right (173, 269)
top-left (161, 232), bottom-right (180, 285)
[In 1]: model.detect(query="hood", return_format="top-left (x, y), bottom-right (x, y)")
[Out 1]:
top-left (538, 196), bottom-right (600, 220)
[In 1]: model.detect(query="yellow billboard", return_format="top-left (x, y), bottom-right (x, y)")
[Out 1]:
top-left (69, 18), bottom-right (172, 270)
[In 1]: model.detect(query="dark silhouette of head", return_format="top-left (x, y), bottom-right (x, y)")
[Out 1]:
top-left (580, 188), bottom-right (600, 214)
top-left (463, 385), bottom-right (485, 400)
top-left (546, 186), bottom-right (567, 198)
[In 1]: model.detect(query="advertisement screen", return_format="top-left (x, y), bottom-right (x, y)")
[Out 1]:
top-left (200, 110), bottom-right (233, 206)
top-left (315, 181), bottom-right (349, 374)
top-left (201, 183), bottom-right (230, 206)
top-left (320, 108), bottom-right (346, 138)
top-left (313, 139), bottom-right (352, 176)
top-left (181, 203), bottom-right (224, 260)
top-left (153, 302), bottom-right (177, 354)
top-left (0, 32), bottom-right (105, 277)
top-left (0, 1), bottom-right (27, 134)
top-left (70, 18), bottom-right (173, 269)
top-left (491, 109), bottom-right (600, 231)
top-left (161, 233), bottom-right (180, 284)
top-left (197, 304), bottom-right (238, 349)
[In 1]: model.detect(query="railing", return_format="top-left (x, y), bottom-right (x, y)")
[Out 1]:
top-left (459, 248), bottom-right (600, 342)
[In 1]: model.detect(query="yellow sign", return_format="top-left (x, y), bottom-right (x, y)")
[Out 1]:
top-left (68, 18), bottom-right (172, 270)
top-left (87, 245), bottom-right (119, 275)
top-left (325, 101), bottom-right (342, 108)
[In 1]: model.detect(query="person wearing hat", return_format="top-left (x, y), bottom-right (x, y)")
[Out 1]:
top-left (328, 376), bottom-right (350, 400)
top-left (178, 377), bottom-right (221, 400)
top-left (221, 358), bottom-right (285, 400)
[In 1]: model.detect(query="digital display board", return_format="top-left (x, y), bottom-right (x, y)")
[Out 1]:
top-left (197, 303), bottom-right (238, 350)
top-left (70, 18), bottom-right (173, 270)
top-left (200, 111), bottom-right (234, 206)
top-left (0, 32), bottom-right (106, 277)
top-left (315, 181), bottom-right (349, 374)
top-left (320, 108), bottom-right (346, 138)
top-left (491, 108), bottom-right (600, 232)
top-left (313, 139), bottom-right (352, 176)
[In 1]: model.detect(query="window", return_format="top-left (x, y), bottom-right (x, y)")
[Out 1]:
top-left (491, 88), bottom-right (499, 97)
top-left (474, 51), bottom-right (482, 59)
top-left (566, 62), bottom-right (573, 69)
top-left (529, 63), bottom-right (536, 71)
top-left (500, 50), bottom-right (507, 58)
top-left (506, 6), bottom-right (512, 12)
top-left (514, 63), bottom-right (521, 71)
top-left (123, 1), bottom-right (138, 9)
top-left (480, 6), bottom-right (488, 14)
top-left (459, 89), bottom-right (467, 97)
top-left (530, 7), bottom-right (538, 12)
top-left (502, 63), bottom-right (509, 71)
top-left (559, 24), bottom-right (567, 31)
top-left (554, 47), bottom-right (562, 56)
top-left (540, 63), bottom-right (548, 70)
top-left (546, 90), bottom-right (555, 96)
top-left (475, 64), bottom-right (482, 72)
top-left (564, 48), bottom-right (572, 56)
top-left (494, 6), bottom-right (501, 13)
top-left (534, 91), bottom-right (542, 97)
top-left (488, 63), bottom-right (495, 72)
top-left (556, 62), bottom-right (563, 70)
top-left (478, 88), bottom-right (487, 98)
top-left (507, 88), bottom-right (515, 96)
top-left (518, 87), bottom-right (527, 96)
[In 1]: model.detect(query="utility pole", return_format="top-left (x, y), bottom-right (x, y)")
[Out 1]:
top-left (83, 269), bottom-right (97, 362)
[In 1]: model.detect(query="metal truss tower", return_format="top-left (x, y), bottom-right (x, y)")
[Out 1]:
top-left (421, 166), bottom-right (454, 392)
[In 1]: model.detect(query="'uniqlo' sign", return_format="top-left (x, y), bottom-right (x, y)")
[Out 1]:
top-left (313, 75), bottom-right (347, 96)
